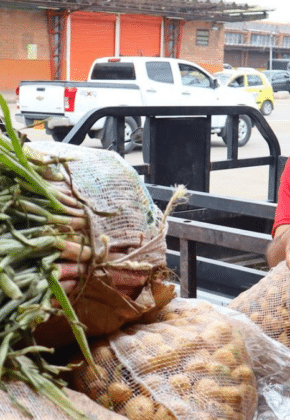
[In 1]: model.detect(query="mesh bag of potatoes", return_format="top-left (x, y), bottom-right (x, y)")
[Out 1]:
top-left (229, 260), bottom-right (290, 348)
top-left (69, 299), bottom-right (258, 420)
top-left (22, 141), bottom-right (178, 347)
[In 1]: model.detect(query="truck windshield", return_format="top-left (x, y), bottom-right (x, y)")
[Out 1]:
top-left (90, 63), bottom-right (136, 80)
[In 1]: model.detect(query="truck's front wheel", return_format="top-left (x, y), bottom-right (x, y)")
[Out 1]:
top-left (102, 117), bottom-right (139, 154)
top-left (222, 115), bottom-right (252, 147)
top-left (51, 127), bottom-right (71, 142)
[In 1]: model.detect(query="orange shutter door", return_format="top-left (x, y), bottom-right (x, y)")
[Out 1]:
top-left (120, 15), bottom-right (161, 56)
top-left (70, 12), bottom-right (115, 80)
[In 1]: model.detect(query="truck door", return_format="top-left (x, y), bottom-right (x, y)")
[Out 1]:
top-left (142, 61), bottom-right (179, 106)
top-left (176, 63), bottom-right (225, 128)
top-left (245, 74), bottom-right (264, 108)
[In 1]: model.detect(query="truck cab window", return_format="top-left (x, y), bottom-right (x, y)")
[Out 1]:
top-left (229, 76), bottom-right (244, 87)
top-left (179, 63), bottom-right (210, 88)
top-left (146, 62), bottom-right (174, 83)
top-left (90, 63), bottom-right (136, 80)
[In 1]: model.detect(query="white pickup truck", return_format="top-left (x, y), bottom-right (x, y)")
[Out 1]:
top-left (16, 56), bottom-right (258, 152)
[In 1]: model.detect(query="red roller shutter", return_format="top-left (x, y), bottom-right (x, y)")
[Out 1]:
top-left (120, 15), bottom-right (161, 57)
top-left (70, 12), bottom-right (116, 80)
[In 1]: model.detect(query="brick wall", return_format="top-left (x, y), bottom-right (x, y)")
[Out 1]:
top-left (180, 21), bottom-right (224, 73)
top-left (0, 8), bottom-right (51, 91)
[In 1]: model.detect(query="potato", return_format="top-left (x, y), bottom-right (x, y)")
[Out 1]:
top-left (72, 363), bottom-right (109, 398)
top-left (168, 373), bottom-right (191, 394)
top-left (86, 378), bottom-right (108, 400)
top-left (249, 312), bottom-right (263, 324)
top-left (168, 317), bottom-right (189, 327)
top-left (213, 348), bottom-right (237, 369)
top-left (143, 374), bottom-right (163, 391)
top-left (179, 309), bottom-right (197, 318)
top-left (127, 337), bottom-right (146, 353)
top-left (195, 348), bottom-right (212, 360)
top-left (195, 301), bottom-right (213, 312)
top-left (200, 329), bottom-right (221, 352)
top-left (125, 395), bottom-right (155, 420)
top-left (108, 382), bottom-right (133, 404)
top-left (167, 400), bottom-right (190, 417)
top-left (97, 392), bottom-right (111, 408)
top-left (154, 404), bottom-right (176, 420)
top-left (148, 345), bottom-right (179, 370)
top-left (190, 314), bottom-right (213, 326)
top-left (91, 343), bottom-right (115, 366)
top-left (195, 378), bottom-right (221, 399)
top-left (140, 332), bottom-right (164, 347)
top-left (184, 357), bottom-right (207, 373)
top-left (218, 385), bottom-right (243, 407)
top-left (162, 312), bottom-right (180, 321)
top-left (280, 307), bottom-right (289, 321)
top-left (138, 373), bottom-right (163, 396)
top-left (282, 319), bottom-right (290, 335)
top-left (239, 383), bottom-right (258, 411)
top-left (278, 331), bottom-right (290, 347)
top-left (231, 365), bottom-right (254, 383)
top-left (266, 285), bottom-right (280, 299)
top-left (205, 361), bottom-right (231, 378)
top-left (262, 314), bottom-right (282, 332)
top-left (72, 362), bottom-right (109, 393)
top-left (208, 400), bottom-right (236, 419)
top-left (170, 334), bottom-right (199, 352)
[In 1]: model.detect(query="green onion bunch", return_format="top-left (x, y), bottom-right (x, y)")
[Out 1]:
top-left (0, 94), bottom-right (102, 419)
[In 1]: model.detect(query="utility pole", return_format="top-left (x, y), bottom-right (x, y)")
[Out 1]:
top-left (269, 33), bottom-right (274, 81)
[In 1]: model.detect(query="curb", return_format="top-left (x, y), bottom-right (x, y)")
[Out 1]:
top-left (273, 91), bottom-right (290, 99)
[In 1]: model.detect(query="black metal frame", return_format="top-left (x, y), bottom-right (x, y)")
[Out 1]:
top-left (148, 184), bottom-right (275, 299)
top-left (64, 104), bottom-right (281, 201)
top-left (62, 105), bottom-right (284, 300)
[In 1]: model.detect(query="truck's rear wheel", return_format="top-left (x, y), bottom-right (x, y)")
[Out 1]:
top-left (222, 115), bottom-right (252, 147)
top-left (51, 127), bottom-right (71, 142)
top-left (102, 117), bottom-right (138, 154)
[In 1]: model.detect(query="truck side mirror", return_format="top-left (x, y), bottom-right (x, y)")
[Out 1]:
top-left (212, 78), bottom-right (219, 89)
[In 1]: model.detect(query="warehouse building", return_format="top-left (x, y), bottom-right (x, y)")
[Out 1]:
top-left (224, 21), bottom-right (290, 69)
top-left (0, 0), bottom-right (270, 92)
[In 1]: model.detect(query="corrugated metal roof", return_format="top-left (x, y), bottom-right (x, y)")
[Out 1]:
top-left (0, 0), bottom-right (272, 22)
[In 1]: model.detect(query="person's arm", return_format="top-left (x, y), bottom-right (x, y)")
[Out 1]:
top-left (266, 224), bottom-right (290, 268)
top-left (266, 158), bottom-right (290, 268)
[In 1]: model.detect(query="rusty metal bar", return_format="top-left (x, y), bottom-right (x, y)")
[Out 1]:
top-left (167, 216), bottom-right (272, 255)
top-left (180, 239), bottom-right (197, 298)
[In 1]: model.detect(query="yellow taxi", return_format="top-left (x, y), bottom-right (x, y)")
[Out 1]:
top-left (214, 67), bottom-right (274, 116)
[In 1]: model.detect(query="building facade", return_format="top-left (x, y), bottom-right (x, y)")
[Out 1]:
top-left (0, 1), bottom-right (270, 91)
top-left (224, 21), bottom-right (290, 70)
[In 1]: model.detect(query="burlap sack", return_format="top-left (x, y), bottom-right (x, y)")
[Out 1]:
top-left (0, 380), bottom-right (127, 420)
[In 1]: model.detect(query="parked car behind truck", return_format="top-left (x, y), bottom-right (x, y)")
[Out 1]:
top-left (214, 67), bottom-right (274, 116)
top-left (16, 56), bottom-right (258, 152)
top-left (263, 70), bottom-right (290, 93)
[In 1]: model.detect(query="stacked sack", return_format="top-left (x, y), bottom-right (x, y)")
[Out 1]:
top-left (0, 114), bottom-right (177, 419)
top-left (70, 300), bottom-right (258, 420)
top-left (25, 141), bottom-right (178, 346)
top-left (229, 260), bottom-right (290, 348)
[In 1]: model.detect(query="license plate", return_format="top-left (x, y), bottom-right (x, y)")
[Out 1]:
top-left (34, 120), bottom-right (45, 130)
